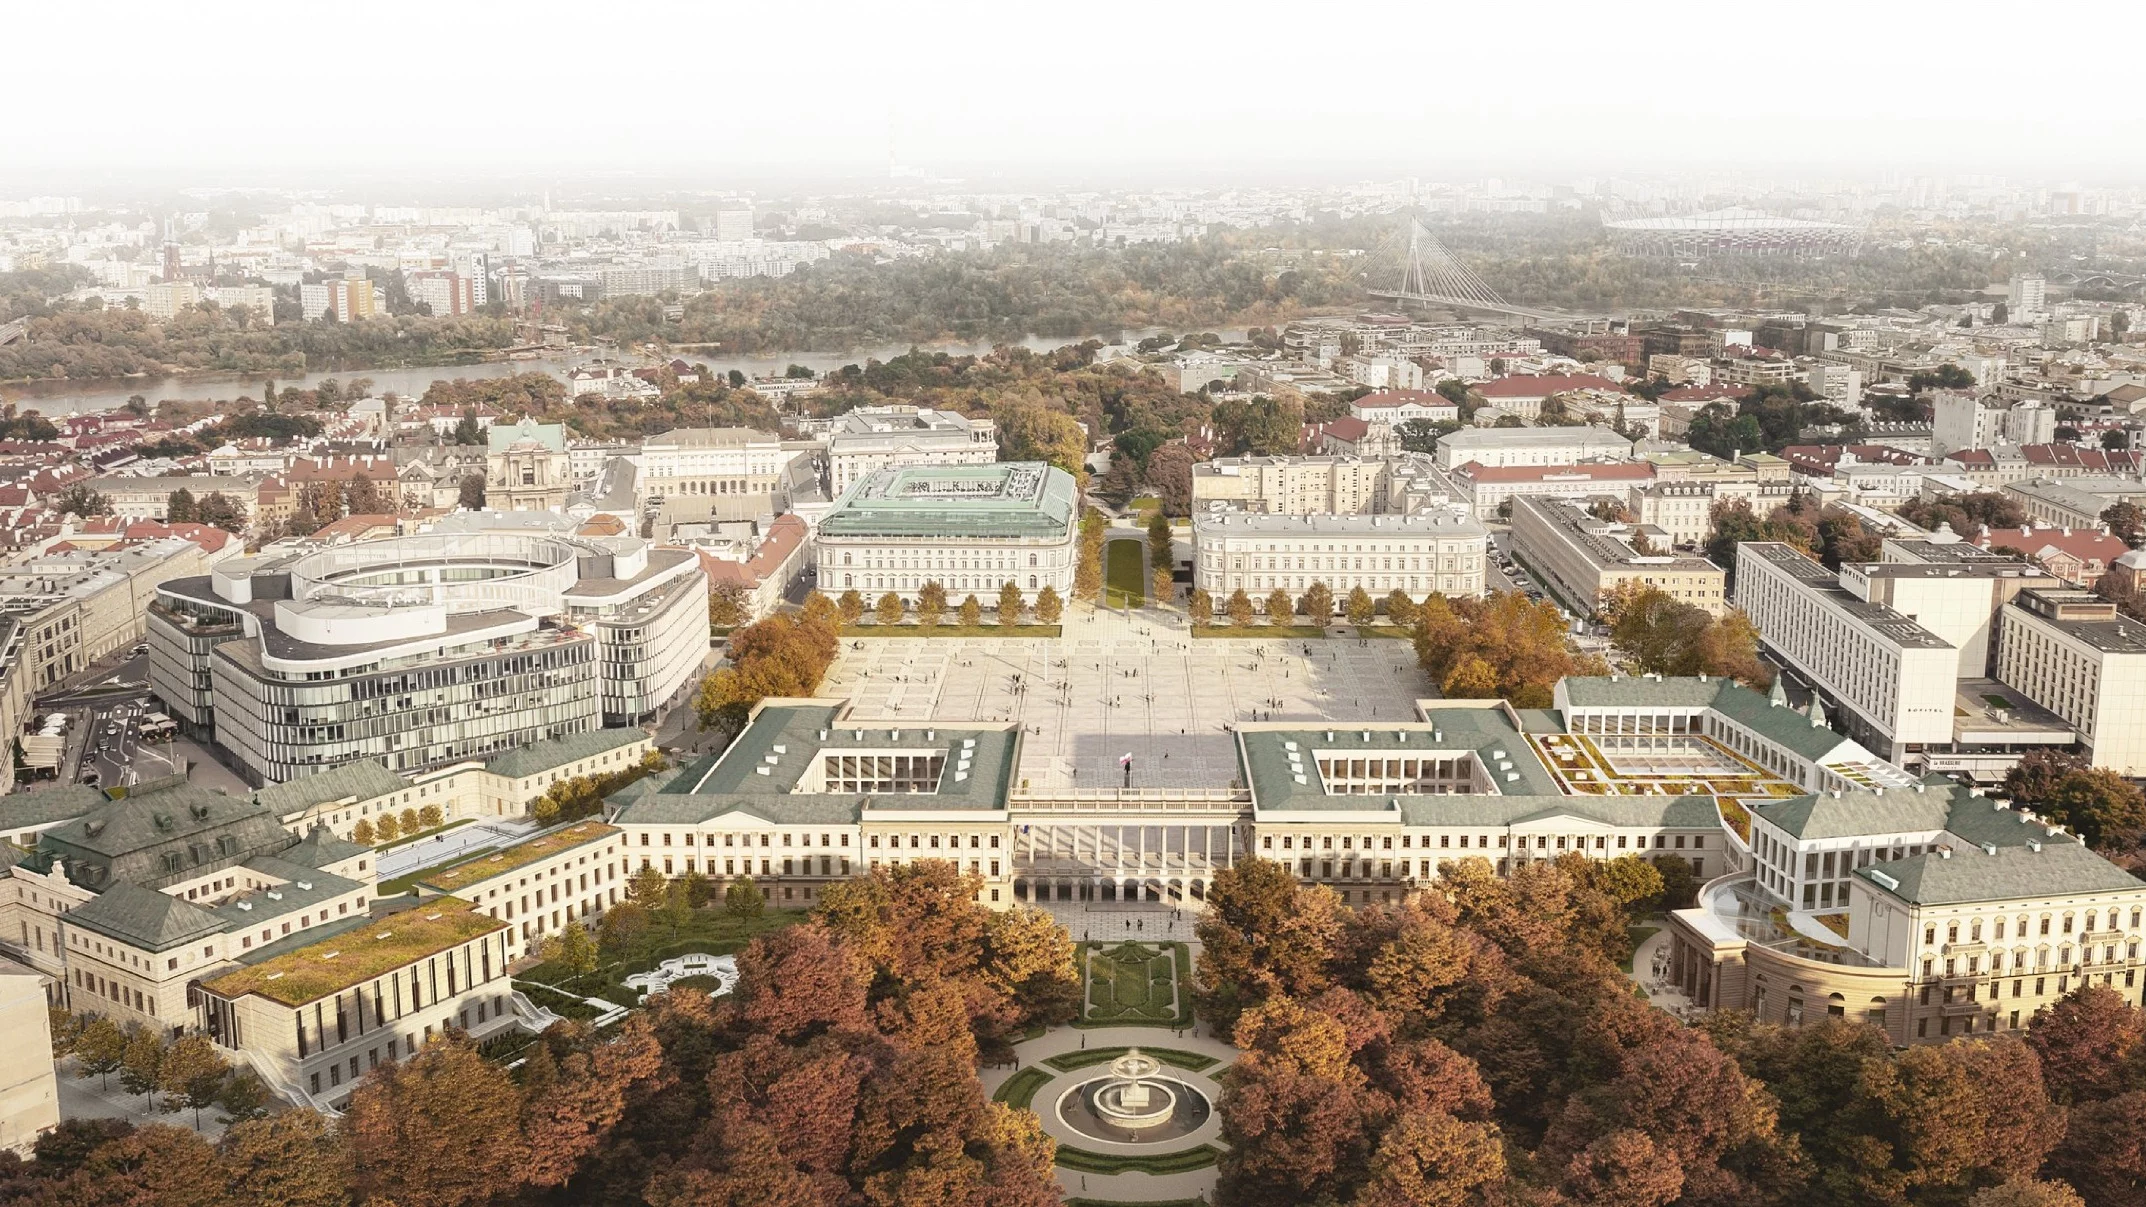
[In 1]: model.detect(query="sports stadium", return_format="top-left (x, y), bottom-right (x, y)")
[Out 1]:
top-left (1603, 207), bottom-right (1860, 259)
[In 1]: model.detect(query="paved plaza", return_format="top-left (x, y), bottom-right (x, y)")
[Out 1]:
top-left (817, 608), bottom-right (1427, 792)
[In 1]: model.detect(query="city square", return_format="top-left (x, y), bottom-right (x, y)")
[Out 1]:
top-left (816, 609), bottom-right (1429, 791)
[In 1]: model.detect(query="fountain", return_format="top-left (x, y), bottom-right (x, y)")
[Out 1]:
top-left (1090, 1049), bottom-right (1175, 1129)
top-left (1054, 1048), bottom-right (1211, 1144)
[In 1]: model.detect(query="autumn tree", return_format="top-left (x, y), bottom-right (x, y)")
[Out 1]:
top-left (707, 584), bottom-right (749, 629)
top-left (917, 580), bottom-right (948, 627)
top-left (346, 1034), bottom-right (532, 1207)
top-left (1299, 581), bottom-right (1334, 628)
top-left (1188, 587), bottom-right (1213, 624)
top-left (1152, 564), bottom-right (1175, 605)
top-left (955, 593), bottom-right (981, 627)
top-left (875, 590), bottom-right (904, 626)
top-left (1034, 584), bottom-right (1063, 624)
top-left (73, 1015), bottom-right (127, 1089)
top-left (1346, 585), bottom-right (1376, 627)
top-left (996, 580), bottom-right (1023, 627)
top-left (543, 922), bottom-right (599, 976)
top-left (374, 811), bottom-right (401, 842)
top-left (1228, 588), bottom-right (1257, 628)
top-left (1194, 859), bottom-right (1344, 1038)
top-left (837, 588), bottom-right (865, 625)
top-left (351, 817), bottom-right (376, 845)
top-left (1266, 587), bottom-right (1295, 625)
top-left (218, 1111), bottom-right (350, 1207)
top-left (119, 1027), bottom-right (165, 1110)
top-left (1074, 511), bottom-right (1106, 601)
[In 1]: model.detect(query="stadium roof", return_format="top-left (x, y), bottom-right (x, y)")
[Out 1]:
top-left (1604, 207), bottom-right (1855, 233)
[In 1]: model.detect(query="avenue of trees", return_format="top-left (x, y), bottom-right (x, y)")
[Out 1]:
top-left (693, 594), bottom-right (841, 735)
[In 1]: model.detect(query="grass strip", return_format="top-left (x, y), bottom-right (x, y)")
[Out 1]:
top-left (1054, 1144), bottom-right (1220, 1175)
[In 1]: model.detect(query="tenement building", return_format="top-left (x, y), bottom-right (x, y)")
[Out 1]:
top-left (814, 463), bottom-right (1078, 606)
top-left (1191, 511), bottom-right (1489, 603)
top-left (824, 406), bottom-right (998, 494)
top-left (1509, 496), bottom-right (1726, 617)
top-left (146, 532), bottom-right (703, 784)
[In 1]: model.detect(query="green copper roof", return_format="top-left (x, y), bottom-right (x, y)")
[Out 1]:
top-left (819, 463), bottom-right (1077, 540)
top-left (612, 703), bottom-right (1020, 826)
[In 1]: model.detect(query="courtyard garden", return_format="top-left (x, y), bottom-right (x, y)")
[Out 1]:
top-left (512, 902), bottom-right (803, 1018)
top-left (1077, 940), bottom-right (1193, 1027)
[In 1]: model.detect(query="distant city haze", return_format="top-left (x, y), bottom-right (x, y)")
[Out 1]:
top-left (11, 0), bottom-right (2145, 185)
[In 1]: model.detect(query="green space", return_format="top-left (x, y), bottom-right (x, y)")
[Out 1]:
top-left (1620, 924), bottom-right (1661, 974)
top-left (203, 900), bottom-right (501, 1006)
top-left (994, 1067), bottom-right (1054, 1110)
top-left (375, 816), bottom-right (478, 853)
top-left (1043, 1045), bottom-right (1219, 1073)
top-left (421, 821), bottom-right (618, 893)
top-left (1054, 1145), bottom-right (1221, 1175)
top-left (840, 623), bottom-right (1064, 638)
top-left (1079, 940), bottom-right (1192, 1026)
top-left (514, 981), bottom-right (607, 1022)
top-left (1353, 624), bottom-right (1415, 639)
top-left (1104, 539), bottom-right (1147, 608)
top-left (1191, 624), bottom-right (1328, 639)
top-left (518, 905), bottom-right (805, 1009)
top-left (1128, 495), bottom-right (1162, 514)
top-left (1982, 693), bottom-right (2016, 708)
top-left (378, 855), bottom-right (498, 898)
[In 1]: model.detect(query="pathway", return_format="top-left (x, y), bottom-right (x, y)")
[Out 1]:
top-left (1627, 926), bottom-right (1696, 1020)
top-left (377, 818), bottom-right (538, 881)
top-left (983, 1024), bottom-right (1239, 1205)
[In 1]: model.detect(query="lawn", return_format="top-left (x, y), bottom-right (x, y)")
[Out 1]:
top-left (1054, 1145), bottom-right (1221, 1175)
top-left (1079, 941), bottom-right (1192, 1026)
top-left (1353, 624), bottom-right (1415, 638)
top-left (1043, 1046), bottom-right (1218, 1073)
top-left (840, 623), bottom-right (1063, 638)
top-left (994, 1066), bottom-right (1054, 1110)
top-left (518, 905), bottom-right (805, 1005)
top-left (1191, 624), bottom-right (1328, 639)
top-left (1620, 923), bottom-right (1661, 973)
top-left (375, 817), bottom-right (478, 853)
top-left (1104, 539), bottom-right (1146, 608)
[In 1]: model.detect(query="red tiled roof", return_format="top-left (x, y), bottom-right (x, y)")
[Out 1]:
top-left (1973, 525), bottom-right (2131, 572)
top-left (2021, 444), bottom-right (2143, 474)
top-left (1474, 374), bottom-right (1619, 400)
top-left (1320, 417), bottom-right (1371, 442)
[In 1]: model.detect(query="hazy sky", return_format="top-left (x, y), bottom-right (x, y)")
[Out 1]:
top-left (12, 0), bottom-right (2145, 188)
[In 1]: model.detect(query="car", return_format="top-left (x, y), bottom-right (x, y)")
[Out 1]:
top-left (105, 722), bottom-right (119, 735)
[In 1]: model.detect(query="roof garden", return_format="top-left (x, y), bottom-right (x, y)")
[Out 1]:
top-left (417, 822), bottom-right (619, 894)
top-left (201, 898), bottom-right (506, 1007)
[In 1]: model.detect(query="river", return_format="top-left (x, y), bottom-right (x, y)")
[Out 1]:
top-left (0, 327), bottom-right (1231, 417)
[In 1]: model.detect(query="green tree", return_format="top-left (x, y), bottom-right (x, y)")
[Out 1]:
top-left (663, 879), bottom-right (692, 927)
top-left (683, 868), bottom-right (716, 908)
top-left (453, 411), bottom-right (483, 444)
top-left (166, 487), bottom-right (198, 523)
top-left (2102, 501), bottom-right (2145, 547)
top-left (73, 1016), bottom-right (126, 1089)
top-left (458, 474), bottom-right (486, 509)
top-left (875, 591), bottom-right (905, 626)
top-left (217, 1069), bottom-right (273, 1123)
top-left (726, 875), bottom-right (765, 921)
top-left (836, 588), bottom-right (865, 625)
top-left (157, 1034), bottom-right (230, 1129)
top-left (1146, 510), bottom-right (1174, 570)
top-left (56, 483), bottom-right (112, 517)
top-left (195, 492), bottom-right (247, 531)
top-left (1033, 585), bottom-right (1063, 625)
top-left (996, 581), bottom-right (1023, 627)
top-left (119, 1027), bottom-right (165, 1110)
top-left (995, 401), bottom-right (1088, 485)
top-left (1301, 582), bottom-right (1334, 628)
top-left (543, 923), bottom-right (599, 976)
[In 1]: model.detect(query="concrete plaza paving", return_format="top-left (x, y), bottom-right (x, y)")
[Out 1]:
top-left (818, 607), bottom-right (1427, 792)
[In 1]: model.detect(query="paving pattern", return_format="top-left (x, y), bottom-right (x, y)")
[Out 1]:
top-left (818, 609), bottom-right (1427, 791)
